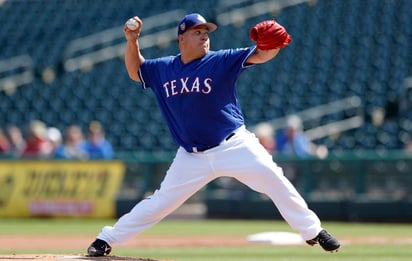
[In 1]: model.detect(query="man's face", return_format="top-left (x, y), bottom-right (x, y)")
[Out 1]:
top-left (179, 25), bottom-right (210, 57)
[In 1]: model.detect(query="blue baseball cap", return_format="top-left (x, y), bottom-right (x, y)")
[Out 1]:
top-left (177, 13), bottom-right (217, 35)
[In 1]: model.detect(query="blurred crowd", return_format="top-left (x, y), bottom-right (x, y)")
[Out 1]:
top-left (0, 120), bottom-right (114, 160)
top-left (4, 116), bottom-right (411, 160)
top-left (254, 115), bottom-right (328, 159)
top-left (254, 114), bottom-right (412, 157)
top-left (0, 116), bottom-right (323, 160)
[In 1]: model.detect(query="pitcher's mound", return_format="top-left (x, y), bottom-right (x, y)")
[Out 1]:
top-left (0, 254), bottom-right (173, 261)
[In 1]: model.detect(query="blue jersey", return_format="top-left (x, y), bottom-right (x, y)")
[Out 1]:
top-left (138, 47), bottom-right (256, 152)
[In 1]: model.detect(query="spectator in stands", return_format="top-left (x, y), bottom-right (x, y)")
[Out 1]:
top-left (54, 124), bottom-right (89, 160)
top-left (276, 115), bottom-right (328, 159)
top-left (253, 122), bottom-right (276, 154)
top-left (6, 125), bottom-right (26, 158)
top-left (0, 128), bottom-right (11, 155)
top-left (83, 121), bottom-right (114, 159)
top-left (46, 127), bottom-right (63, 155)
top-left (21, 120), bottom-right (54, 158)
top-left (403, 133), bottom-right (412, 152)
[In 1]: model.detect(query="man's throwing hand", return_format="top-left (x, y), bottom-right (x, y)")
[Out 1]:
top-left (124, 16), bottom-right (142, 41)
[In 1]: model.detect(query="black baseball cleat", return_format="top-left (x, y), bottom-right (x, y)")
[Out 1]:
top-left (306, 229), bottom-right (340, 252)
top-left (87, 238), bottom-right (112, 257)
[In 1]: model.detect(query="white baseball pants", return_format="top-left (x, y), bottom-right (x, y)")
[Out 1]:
top-left (97, 126), bottom-right (322, 243)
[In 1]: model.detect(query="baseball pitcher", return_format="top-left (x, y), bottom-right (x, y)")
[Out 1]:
top-left (87, 13), bottom-right (340, 256)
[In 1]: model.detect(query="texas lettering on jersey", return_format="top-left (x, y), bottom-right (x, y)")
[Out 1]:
top-left (163, 77), bottom-right (213, 98)
top-left (138, 47), bottom-right (255, 151)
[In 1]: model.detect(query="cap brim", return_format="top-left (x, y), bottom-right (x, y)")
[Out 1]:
top-left (191, 22), bottom-right (218, 33)
top-left (205, 22), bottom-right (218, 32)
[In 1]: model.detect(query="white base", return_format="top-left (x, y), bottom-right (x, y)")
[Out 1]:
top-left (247, 231), bottom-right (304, 245)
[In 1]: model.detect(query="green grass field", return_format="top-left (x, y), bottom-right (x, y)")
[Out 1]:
top-left (0, 218), bottom-right (411, 260)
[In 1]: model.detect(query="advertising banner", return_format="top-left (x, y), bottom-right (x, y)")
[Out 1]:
top-left (0, 161), bottom-right (125, 218)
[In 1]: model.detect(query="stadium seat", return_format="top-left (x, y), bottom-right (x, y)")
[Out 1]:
top-left (1, 0), bottom-right (412, 151)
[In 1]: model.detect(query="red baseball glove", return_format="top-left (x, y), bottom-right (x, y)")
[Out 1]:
top-left (250, 19), bottom-right (292, 50)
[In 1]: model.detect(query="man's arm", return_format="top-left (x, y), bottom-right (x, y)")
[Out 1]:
top-left (246, 48), bottom-right (280, 64)
top-left (124, 17), bottom-right (144, 82)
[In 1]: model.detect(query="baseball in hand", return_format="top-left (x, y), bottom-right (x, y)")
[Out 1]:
top-left (126, 17), bottom-right (140, 31)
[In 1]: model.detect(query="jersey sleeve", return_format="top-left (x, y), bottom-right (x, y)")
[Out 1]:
top-left (220, 47), bottom-right (256, 74)
top-left (242, 46), bottom-right (257, 68)
top-left (138, 59), bottom-right (158, 89)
